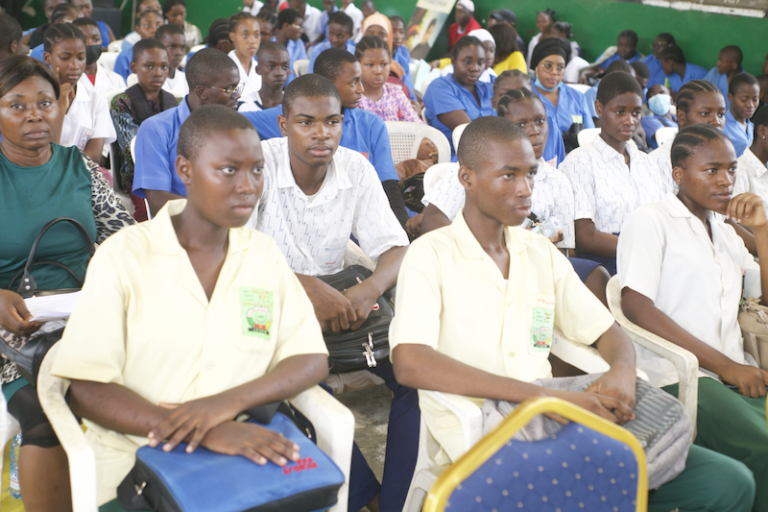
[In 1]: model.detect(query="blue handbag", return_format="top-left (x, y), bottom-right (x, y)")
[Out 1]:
top-left (117, 413), bottom-right (345, 512)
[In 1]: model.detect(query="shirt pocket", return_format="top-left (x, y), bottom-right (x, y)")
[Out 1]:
top-left (232, 286), bottom-right (278, 355)
top-left (526, 294), bottom-right (556, 357)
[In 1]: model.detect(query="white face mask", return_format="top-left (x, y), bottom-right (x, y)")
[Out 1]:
top-left (648, 93), bottom-right (672, 116)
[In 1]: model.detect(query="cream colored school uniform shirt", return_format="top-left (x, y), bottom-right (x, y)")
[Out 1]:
top-left (51, 199), bottom-right (328, 505)
top-left (389, 210), bottom-right (616, 464)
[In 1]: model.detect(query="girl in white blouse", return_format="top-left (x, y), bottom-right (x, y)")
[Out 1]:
top-left (734, 107), bottom-right (768, 208)
top-left (228, 12), bottom-right (262, 105)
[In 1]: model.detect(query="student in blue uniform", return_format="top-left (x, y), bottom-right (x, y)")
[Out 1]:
top-left (423, 35), bottom-right (494, 156)
top-left (704, 45), bottom-right (743, 109)
top-left (113, 9), bottom-right (163, 80)
top-left (659, 45), bottom-right (707, 96)
top-left (307, 11), bottom-right (354, 73)
top-left (390, 15), bottom-right (417, 102)
top-left (642, 33), bottom-right (675, 88)
top-left (598, 29), bottom-right (641, 70)
top-left (530, 36), bottom-right (593, 152)
top-left (723, 72), bottom-right (759, 158)
top-left (242, 47), bottom-right (409, 227)
top-left (273, 8), bottom-right (306, 86)
top-left (642, 84), bottom-right (677, 149)
top-left (29, 3), bottom-right (80, 62)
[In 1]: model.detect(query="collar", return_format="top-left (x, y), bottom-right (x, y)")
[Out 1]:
top-left (148, 199), bottom-right (251, 255)
top-left (74, 74), bottom-right (94, 103)
top-left (450, 208), bottom-right (529, 262)
top-left (273, 138), bottom-right (353, 200)
top-left (592, 135), bottom-right (637, 166)
top-left (176, 97), bottom-right (192, 125)
top-left (743, 148), bottom-right (768, 178)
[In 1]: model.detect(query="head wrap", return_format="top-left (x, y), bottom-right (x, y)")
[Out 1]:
top-left (489, 9), bottom-right (516, 26)
top-left (530, 37), bottom-right (571, 71)
top-left (456, 0), bottom-right (474, 13)
top-left (467, 29), bottom-right (493, 45)
top-left (361, 13), bottom-right (405, 78)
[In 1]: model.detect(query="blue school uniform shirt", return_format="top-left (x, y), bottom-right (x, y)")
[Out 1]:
top-left (121, 31), bottom-right (138, 52)
top-left (544, 115), bottom-right (566, 166)
top-left (286, 38), bottom-right (307, 86)
top-left (318, 7), bottom-right (338, 39)
top-left (641, 114), bottom-right (678, 150)
top-left (394, 45), bottom-right (417, 101)
top-left (423, 74), bottom-right (494, 154)
top-left (532, 83), bottom-right (595, 135)
top-left (241, 106), bottom-right (398, 183)
top-left (723, 109), bottom-right (754, 158)
top-left (601, 51), bottom-right (640, 68)
top-left (667, 63), bottom-right (707, 93)
top-left (308, 39), bottom-right (356, 73)
top-left (642, 54), bottom-right (670, 88)
top-left (132, 97), bottom-right (192, 198)
top-left (97, 21), bottom-right (111, 47)
top-left (704, 66), bottom-right (741, 110)
top-left (584, 83), bottom-right (598, 121)
top-left (30, 44), bottom-right (44, 62)
top-left (113, 46), bottom-right (133, 80)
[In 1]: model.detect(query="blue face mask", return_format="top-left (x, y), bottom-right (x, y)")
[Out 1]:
top-left (535, 77), bottom-right (562, 93)
top-left (648, 93), bottom-right (672, 116)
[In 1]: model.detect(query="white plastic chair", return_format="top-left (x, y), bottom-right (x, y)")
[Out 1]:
top-left (107, 40), bottom-right (122, 53)
top-left (38, 344), bottom-right (356, 512)
top-left (451, 123), bottom-right (468, 151)
top-left (655, 126), bottom-right (679, 147)
top-left (567, 83), bottom-right (591, 95)
top-left (577, 127), bottom-right (601, 148)
top-left (104, 88), bottom-right (125, 106)
top-left (0, 386), bottom-right (21, 507)
top-left (420, 107), bottom-right (428, 125)
top-left (293, 59), bottom-right (309, 78)
top-left (384, 121), bottom-right (451, 166)
top-left (420, 78), bottom-right (433, 96)
top-left (97, 52), bottom-right (118, 72)
top-left (189, 43), bottom-right (206, 53)
top-left (422, 162), bottom-right (455, 194)
top-left (606, 276), bottom-right (699, 427)
top-left (126, 73), bottom-right (138, 87)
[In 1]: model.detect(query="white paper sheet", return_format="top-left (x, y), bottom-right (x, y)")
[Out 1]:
top-left (24, 291), bottom-right (81, 322)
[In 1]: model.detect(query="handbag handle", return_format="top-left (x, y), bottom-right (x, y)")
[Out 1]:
top-left (8, 217), bottom-right (95, 294)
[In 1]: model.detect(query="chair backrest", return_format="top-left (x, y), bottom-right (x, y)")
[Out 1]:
top-left (568, 83), bottom-right (592, 95)
top-left (107, 39), bottom-right (123, 53)
top-left (423, 162), bottom-right (455, 194)
top-left (189, 43), bottom-right (206, 53)
top-left (97, 51), bottom-right (119, 72)
top-left (126, 73), bottom-right (138, 87)
top-left (423, 397), bottom-right (648, 512)
top-left (420, 78), bottom-right (434, 96)
top-left (384, 121), bottom-right (451, 166)
top-left (421, 107), bottom-right (429, 125)
top-left (294, 59), bottom-right (309, 78)
top-left (578, 127), bottom-right (601, 148)
top-left (104, 88), bottom-right (126, 106)
top-left (451, 123), bottom-right (468, 151)
top-left (655, 126), bottom-right (679, 147)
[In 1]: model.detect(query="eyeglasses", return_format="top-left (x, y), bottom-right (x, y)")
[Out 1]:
top-left (651, 42), bottom-right (668, 50)
top-left (540, 62), bottom-right (565, 74)
top-left (291, 23), bottom-right (303, 30)
top-left (201, 82), bottom-right (245, 99)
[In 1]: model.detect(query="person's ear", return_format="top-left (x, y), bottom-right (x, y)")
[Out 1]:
top-left (594, 99), bottom-right (603, 119)
top-left (9, 40), bottom-right (18, 55)
top-left (457, 165), bottom-right (474, 191)
top-left (130, 60), bottom-right (137, 74)
top-left (278, 113), bottom-right (288, 136)
top-left (759, 124), bottom-right (768, 143)
top-left (43, 51), bottom-right (51, 66)
top-left (728, 92), bottom-right (733, 104)
top-left (194, 85), bottom-right (208, 102)
top-left (672, 165), bottom-right (684, 186)
top-left (176, 154), bottom-right (193, 186)
top-left (676, 108), bottom-right (686, 127)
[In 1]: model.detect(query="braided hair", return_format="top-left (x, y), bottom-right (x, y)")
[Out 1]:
top-left (229, 11), bottom-right (256, 33)
top-left (671, 124), bottom-right (730, 168)
top-left (496, 86), bottom-right (544, 117)
top-left (43, 23), bottom-right (85, 54)
top-left (675, 80), bottom-right (721, 117)
top-left (355, 35), bottom-right (388, 59)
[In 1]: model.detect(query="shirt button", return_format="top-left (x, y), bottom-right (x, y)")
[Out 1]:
top-left (508, 351), bottom-right (516, 357)
top-left (722, 309), bottom-right (728, 315)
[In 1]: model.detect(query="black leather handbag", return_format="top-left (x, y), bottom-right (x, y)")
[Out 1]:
top-left (317, 265), bottom-right (395, 374)
top-left (1, 217), bottom-right (94, 385)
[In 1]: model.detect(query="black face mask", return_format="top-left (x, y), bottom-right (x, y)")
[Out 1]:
top-left (85, 45), bottom-right (102, 66)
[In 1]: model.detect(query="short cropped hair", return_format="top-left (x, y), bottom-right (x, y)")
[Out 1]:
top-left (162, 0), bottom-right (185, 15)
top-left (50, 3), bottom-right (79, 23)
top-left (618, 29), bottom-right (638, 46)
top-left (493, 69), bottom-right (530, 93)
top-left (675, 80), bottom-right (721, 115)
top-left (43, 23), bottom-right (85, 54)
top-left (256, 41), bottom-right (287, 60)
top-left (0, 14), bottom-right (22, 48)
top-left (728, 72), bottom-right (758, 96)
top-left (671, 123), bottom-right (731, 168)
top-left (314, 47), bottom-right (358, 81)
top-left (155, 23), bottom-right (184, 41)
top-left (389, 15), bottom-right (405, 27)
top-left (185, 48), bottom-right (238, 88)
top-left (282, 74), bottom-right (342, 117)
top-left (720, 45), bottom-right (743, 66)
top-left (631, 61), bottom-right (650, 79)
top-left (604, 59), bottom-right (632, 75)
top-left (178, 104), bottom-right (256, 161)
top-left (457, 116), bottom-right (526, 170)
top-left (496, 86), bottom-right (544, 117)
top-left (329, 11), bottom-right (353, 34)
top-left (72, 17), bottom-right (99, 31)
top-left (659, 45), bottom-right (686, 64)
top-left (451, 35), bottom-right (484, 60)
top-left (656, 32), bottom-right (675, 45)
top-left (132, 37), bottom-right (167, 61)
top-left (596, 70), bottom-right (642, 105)
top-left (277, 8), bottom-right (302, 30)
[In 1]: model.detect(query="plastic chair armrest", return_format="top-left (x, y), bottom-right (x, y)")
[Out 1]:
top-left (420, 390), bottom-right (483, 452)
top-left (551, 327), bottom-right (611, 374)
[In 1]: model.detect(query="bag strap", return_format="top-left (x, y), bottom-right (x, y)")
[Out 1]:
top-left (125, 85), bottom-right (177, 125)
top-left (11, 217), bottom-right (95, 294)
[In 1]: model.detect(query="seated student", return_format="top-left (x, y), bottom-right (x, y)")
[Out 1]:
top-left (44, 23), bottom-right (116, 164)
top-left (526, 7), bottom-right (556, 67)
top-left (642, 33), bottom-right (675, 88)
top-left (361, 0), bottom-right (376, 18)
top-left (447, 0), bottom-right (480, 51)
top-left (619, 124), bottom-right (768, 512)
top-left (110, 39), bottom-right (177, 221)
top-left (650, 80), bottom-right (726, 192)
top-left (256, 9), bottom-right (278, 45)
top-left (185, 17), bottom-right (234, 64)
top-left (487, 8), bottom-right (526, 56)
top-left (71, 0), bottom-right (115, 48)
top-left (28, 0), bottom-right (72, 48)
top-left (389, 15), bottom-right (414, 91)
top-left (584, 59), bottom-right (635, 126)
top-left (120, 0), bottom-right (161, 52)
top-left (492, 69), bottom-right (565, 166)
top-left (551, 21), bottom-right (589, 84)
top-left (133, 49), bottom-right (242, 217)
top-left (29, 3), bottom-right (80, 62)
top-left (72, 18), bottom-right (126, 100)
top-left (362, 13), bottom-right (412, 101)
top-left (53, 104), bottom-right (329, 511)
top-left (290, 0), bottom-right (322, 45)
top-left (246, 74), bottom-right (415, 512)
top-left (530, 37), bottom-right (594, 152)
top-left (659, 45), bottom-right (707, 97)
top-left (390, 115), bottom-right (756, 512)
top-left (600, 29), bottom-right (641, 69)
top-left (307, 11), bottom-right (354, 73)
top-left (437, 28), bottom-right (496, 84)
top-left (489, 22), bottom-right (525, 74)
top-left (274, 8), bottom-right (305, 87)
top-left (631, 60), bottom-right (650, 94)
top-left (704, 45), bottom-right (743, 108)
top-left (0, 13), bottom-right (27, 60)
top-left (560, 72), bottom-right (665, 276)
top-left (315, 0), bottom-right (338, 45)
top-left (242, 48), bottom-right (409, 227)
top-left (642, 84), bottom-right (677, 149)
top-left (734, 107), bottom-right (768, 207)
top-left (356, 35), bottom-right (421, 123)
top-left (114, 9), bottom-right (163, 80)
top-left (155, 24), bottom-right (189, 96)
top-left (723, 72), bottom-right (760, 157)
top-left (163, 0), bottom-right (201, 49)
top-left (342, 0), bottom-right (364, 43)
top-left (239, 41), bottom-right (288, 112)
top-left (423, 36), bottom-right (494, 156)
top-left (228, 12), bottom-right (262, 104)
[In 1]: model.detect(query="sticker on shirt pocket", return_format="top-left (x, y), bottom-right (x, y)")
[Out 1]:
top-left (239, 287), bottom-right (274, 340)
top-left (571, 115), bottom-right (583, 125)
top-left (528, 295), bottom-right (555, 354)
